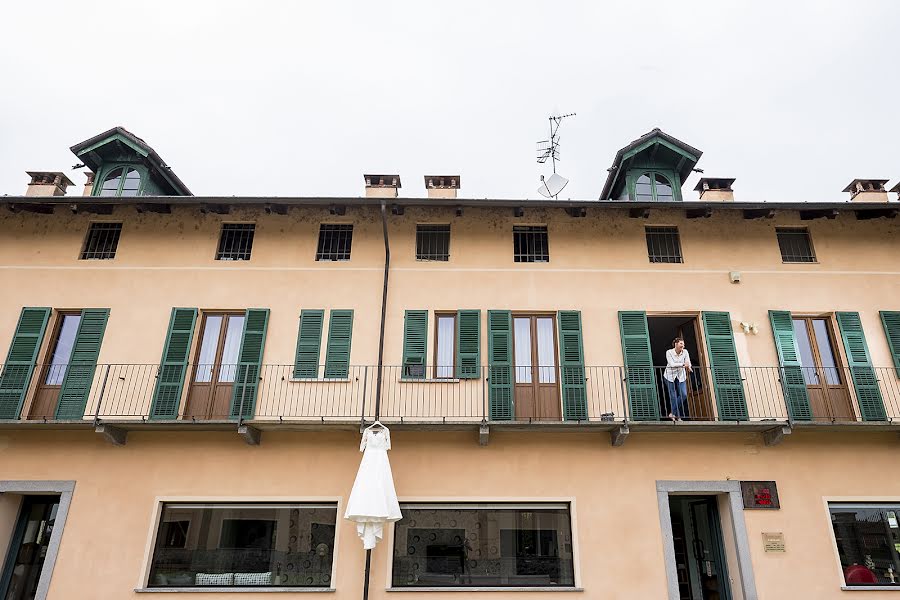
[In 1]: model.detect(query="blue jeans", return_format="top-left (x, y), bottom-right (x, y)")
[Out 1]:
top-left (665, 379), bottom-right (688, 418)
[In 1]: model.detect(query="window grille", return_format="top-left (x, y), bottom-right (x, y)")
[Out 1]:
top-left (513, 226), bottom-right (549, 263)
top-left (80, 223), bottom-right (122, 259)
top-left (776, 228), bottom-right (816, 263)
top-left (316, 224), bottom-right (353, 261)
top-left (416, 224), bottom-right (450, 261)
top-left (645, 226), bottom-right (683, 263)
top-left (215, 224), bottom-right (255, 261)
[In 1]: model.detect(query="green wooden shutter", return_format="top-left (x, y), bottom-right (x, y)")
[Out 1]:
top-left (837, 311), bottom-right (885, 421)
top-left (488, 310), bottom-right (514, 420)
top-left (702, 311), bottom-right (748, 421)
top-left (293, 310), bottom-right (324, 379)
top-left (456, 310), bottom-right (481, 379)
top-left (618, 311), bottom-right (659, 421)
top-left (0, 307), bottom-right (51, 419)
top-left (324, 310), bottom-right (353, 379)
top-left (558, 311), bottom-right (587, 421)
top-left (230, 308), bottom-right (269, 419)
top-left (56, 309), bottom-right (110, 419)
top-left (149, 308), bottom-right (197, 420)
top-left (768, 310), bottom-right (812, 421)
top-left (402, 310), bottom-right (428, 379)
top-left (880, 311), bottom-right (900, 378)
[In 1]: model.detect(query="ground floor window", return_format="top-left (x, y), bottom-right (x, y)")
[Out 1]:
top-left (148, 503), bottom-right (337, 588)
top-left (830, 503), bottom-right (900, 586)
top-left (391, 503), bottom-right (575, 588)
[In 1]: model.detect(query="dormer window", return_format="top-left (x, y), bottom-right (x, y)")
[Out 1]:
top-left (635, 172), bottom-right (675, 202)
top-left (98, 166), bottom-right (142, 197)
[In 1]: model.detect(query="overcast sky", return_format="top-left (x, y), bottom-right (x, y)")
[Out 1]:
top-left (1, 1), bottom-right (898, 201)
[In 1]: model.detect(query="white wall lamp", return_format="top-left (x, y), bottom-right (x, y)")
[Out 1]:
top-left (740, 322), bottom-right (759, 335)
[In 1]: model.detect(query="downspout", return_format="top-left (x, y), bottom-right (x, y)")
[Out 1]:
top-left (362, 199), bottom-right (390, 600)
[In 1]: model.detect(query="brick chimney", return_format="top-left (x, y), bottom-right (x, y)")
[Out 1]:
top-left (82, 171), bottom-right (95, 196)
top-left (693, 178), bottom-right (735, 202)
top-left (843, 179), bottom-right (889, 203)
top-left (424, 175), bottom-right (460, 199)
top-left (364, 174), bottom-right (401, 198)
top-left (891, 182), bottom-right (900, 201)
top-left (25, 171), bottom-right (74, 197)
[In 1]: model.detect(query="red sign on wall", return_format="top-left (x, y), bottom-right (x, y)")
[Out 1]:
top-left (741, 481), bottom-right (780, 509)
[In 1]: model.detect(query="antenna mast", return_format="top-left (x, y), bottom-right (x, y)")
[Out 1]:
top-left (536, 112), bottom-right (576, 198)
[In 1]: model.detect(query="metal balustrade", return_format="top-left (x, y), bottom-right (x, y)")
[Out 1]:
top-left (5, 364), bottom-right (900, 426)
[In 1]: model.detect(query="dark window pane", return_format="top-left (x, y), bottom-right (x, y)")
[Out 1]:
top-left (316, 224), bottom-right (353, 261)
top-left (216, 224), bottom-right (255, 261)
top-left (416, 225), bottom-right (450, 261)
top-left (776, 228), bottom-right (816, 263)
top-left (830, 504), bottom-right (900, 586)
top-left (513, 226), bottom-right (549, 263)
top-left (148, 503), bottom-right (337, 588)
top-left (80, 222), bottom-right (122, 260)
top-left (98, 167), bottom-right (124, 197)
top-left (392, 504), bottom-right (575, 588)
top-left (645, 226), bottom-right (682, 263)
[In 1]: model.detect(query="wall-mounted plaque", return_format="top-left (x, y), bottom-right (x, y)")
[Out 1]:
top-left (762, 532), bottom-right (785, 553)
top-left (741, 481), bottom-right (780, 509)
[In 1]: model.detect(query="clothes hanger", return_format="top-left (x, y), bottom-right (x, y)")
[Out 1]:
top-left (364, 419), bottom-right (385, 431)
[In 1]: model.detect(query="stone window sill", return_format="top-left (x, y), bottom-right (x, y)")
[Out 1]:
top-left (842, 586), bottom-right (900, 591)
top-left (289, 378), bottom-right (351, 383)
top-left (135, 587), bottom-right (334, 593)
top-left (386, 586), bottom-right (583, 592)
top-left (399, 378), bottom-right (461, 383)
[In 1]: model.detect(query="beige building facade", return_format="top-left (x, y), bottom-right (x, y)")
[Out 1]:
top-left (0, 127), bottom-right (899, 599)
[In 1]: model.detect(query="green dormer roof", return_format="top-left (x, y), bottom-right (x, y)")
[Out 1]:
top-left (70, 126), bottom-right (192, 196)
top-left (599, 128), bottom-right (702, 200)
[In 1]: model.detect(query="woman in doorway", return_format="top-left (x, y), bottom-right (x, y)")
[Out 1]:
top-left (665, 337), bottom-right (692, 421)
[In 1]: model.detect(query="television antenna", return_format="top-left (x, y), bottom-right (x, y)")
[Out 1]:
top-left (536, 112), bottom-right (575, 198)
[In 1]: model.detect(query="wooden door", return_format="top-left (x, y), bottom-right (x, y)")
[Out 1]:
top-left (683, 320), bottom-right (714, 421)
top-left (184, 313), bottom-right (245, 419)
top-left (513, 315), bottom-right (560, 420)
top-left (29, 312), bottom-right (81, 420)
top-left (793, 317), bottom-right (854, 421)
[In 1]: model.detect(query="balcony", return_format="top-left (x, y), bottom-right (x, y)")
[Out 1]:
top-left (4, 364), bottom-right (900, 445)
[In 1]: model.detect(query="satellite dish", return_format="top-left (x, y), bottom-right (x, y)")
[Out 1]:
top-left (537, 173), bottom-right (569, 198)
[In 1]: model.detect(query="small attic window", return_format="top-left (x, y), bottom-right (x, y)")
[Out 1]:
top-left (98, 166), bottom-right (142, 197)
top-left (634, 172), bottom-right (674, 202)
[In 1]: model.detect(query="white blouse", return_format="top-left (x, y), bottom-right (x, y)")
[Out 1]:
top-left (664, 348), bottom-right (691, 383)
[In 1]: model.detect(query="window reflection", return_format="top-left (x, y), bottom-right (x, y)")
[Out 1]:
top-left (218, 316), bottom-right (245, 383)
top-left (514, 318), bottom-right (532, 384)
top-left (195, 316), bottom-right (223, 383)
top-left (654, 174), bottom-right (674, 201)
top-left (830, 504), bottom-right (900, 586)
top-left (120, 168), bottom-right (141, 197)
top-left (45, 314), bottom-right (81, 385)
top-left (634, 174), bottom-right (653, 201)
top-left (436, 316), bottom-right (455, 379)
top-left (813, 319), bottom-right (842, 385)
top-left (98, 167), bottom-right (124, 197)
top-left (536, 318), bottom-right (556, 384)
top-left (792, 319), bottom-right (818, 385)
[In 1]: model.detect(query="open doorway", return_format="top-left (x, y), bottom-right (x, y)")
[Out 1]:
top-left (647, 315), bottom-right (714, 420)
top-left (668, 495), bottom-right (731, 600)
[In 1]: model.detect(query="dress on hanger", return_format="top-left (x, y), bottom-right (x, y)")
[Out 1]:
top-left (344, 426), bottom-right (402, 549)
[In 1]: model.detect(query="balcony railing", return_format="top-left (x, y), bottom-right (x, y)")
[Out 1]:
top-left (8, 364), bottom-right (900, 426)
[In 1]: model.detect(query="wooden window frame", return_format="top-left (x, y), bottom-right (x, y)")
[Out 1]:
top-left (37, 310), bottom-right (83, 389)
top-left (189, 311), bottom-right (245, 385)
top-left (511, 311), bottom-right (561, 384)
top-left (93, 164), bottom-right (147, 197)
top-left (432, 312), bottom-right (457, 379)
top-left (790, 313), bottom-right (849, 388)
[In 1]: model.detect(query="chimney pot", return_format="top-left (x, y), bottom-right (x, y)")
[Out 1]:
top-left (25, 171), bottom-right (74, 197)
top-left (363, 174), bottom-right (401, 198)
top-left (843, 179), bottom-right (890, 202)
top-left (424, 175), bottom-right (461, 199)
top-left (693, 177), bottom-right (735, 202)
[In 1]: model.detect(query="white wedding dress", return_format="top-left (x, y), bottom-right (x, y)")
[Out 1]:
top-left (345, 427), bottom-right (402, 549)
